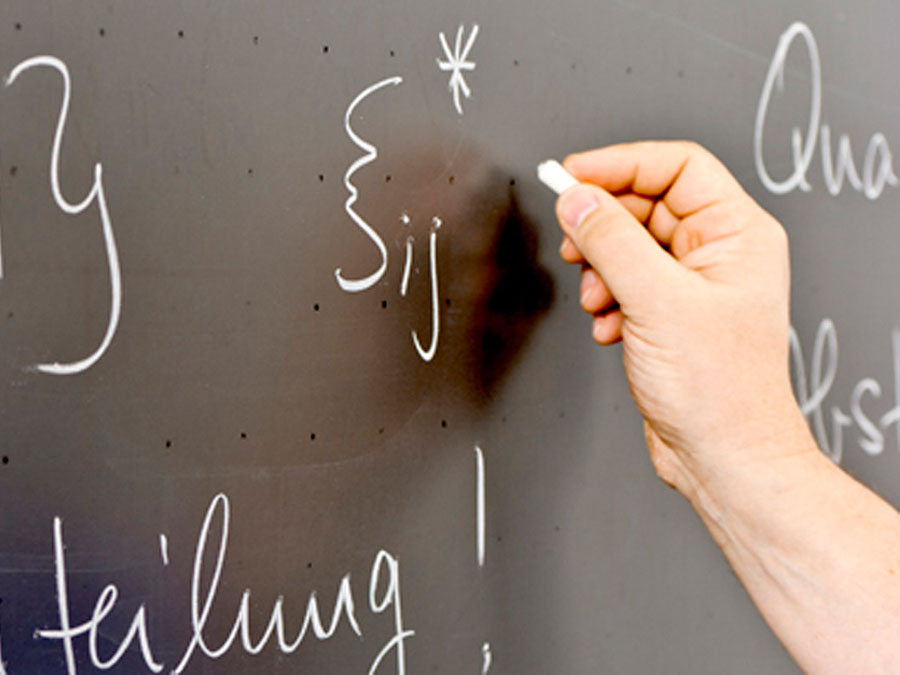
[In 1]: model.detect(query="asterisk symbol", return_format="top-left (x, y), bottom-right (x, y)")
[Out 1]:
top-left (437, 24), bottom-right (479, 115)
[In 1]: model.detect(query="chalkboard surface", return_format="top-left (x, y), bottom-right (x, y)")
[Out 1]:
top-left (1, 2), bottom-right (898, 673)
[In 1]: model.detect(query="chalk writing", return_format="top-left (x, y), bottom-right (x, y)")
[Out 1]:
top-left (474, 444), bottom-right (486, 568)
top-left (474, 445), bottom-right (490, 671)
top-left (336, 76), bottom-right (403, 292)
top-left (33, 493), bottom-right (413, 674)
top-left (755, 22), bottom-right (898, 199)
top-left (398, 215), bottom-right (443, 362)
top-left (411, 218), bottom-right (441, 363)
top-left (37, 517), bottom-right (163, 673)
top-left (436, 24), bottom-right (480, 116)
top-left (790, 318), bottom-right (900, 463)
top-left (481, 641), bottom-right (492, 674)
top-left (159, 534), bottom-right (169, 566)
top-left (399, 214), bottom-right (413, 298)
top-left (4, 56), bottom-right (122, 374)
top-left (336, 85), bottom-right (444, 362)
top-left (367, 551), bottom-right (414, 675)
top-left (0, 630), bottom-right (8, 675)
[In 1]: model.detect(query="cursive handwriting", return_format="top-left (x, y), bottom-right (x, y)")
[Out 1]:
top-left (410, 218), bottom-right (441, 362)
top-left (755, 22), bottom-right (898, 199)
top-left (35, 493), bottom-right (413, 674)
top-left (335, 85), bottom-right (444, 362)
top-left (4, 56), bottom-right (122, 374)
top-left (335, 76), bottom-right (403, 292)
top-left (790, 318), bottom-right (900, 463)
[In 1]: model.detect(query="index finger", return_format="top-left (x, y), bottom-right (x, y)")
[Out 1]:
top-left (563, 141), bottom-right (746, 219)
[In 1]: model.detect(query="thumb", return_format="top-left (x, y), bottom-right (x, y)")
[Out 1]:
top-left (556, 184), bottom-right (685, 310)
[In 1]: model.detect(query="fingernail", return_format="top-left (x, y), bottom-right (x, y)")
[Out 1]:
top-left (580, 268), bottom-right (598, 305)
top-left (558, 186), bottom-right (600, 230)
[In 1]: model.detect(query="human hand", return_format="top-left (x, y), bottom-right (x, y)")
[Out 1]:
top-left (555, 141), bottom-right (811, 497)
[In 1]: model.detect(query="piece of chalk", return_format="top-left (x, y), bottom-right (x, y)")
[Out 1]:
top-left (537, 159), bottom-right (580, 195)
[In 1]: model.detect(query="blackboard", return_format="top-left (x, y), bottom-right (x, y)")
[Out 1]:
top-left (1, 1), bottom-right (898, 672)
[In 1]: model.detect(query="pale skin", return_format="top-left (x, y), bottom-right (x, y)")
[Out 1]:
top-left (554, 141), bottom-right (900, 674)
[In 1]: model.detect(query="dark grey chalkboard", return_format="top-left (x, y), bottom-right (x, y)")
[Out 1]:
top-left (1, 1), bottom-right (898, 672)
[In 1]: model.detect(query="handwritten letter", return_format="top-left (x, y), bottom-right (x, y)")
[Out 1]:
top-left (755, 22), bottom-right (898, 199)
top-left (5, 56), bottom-right (122, 374)
top-left (335, 77), bottom-right (403, 292)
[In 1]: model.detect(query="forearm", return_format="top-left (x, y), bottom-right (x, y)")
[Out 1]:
top-left (688, 408), bottom-right (900, 674)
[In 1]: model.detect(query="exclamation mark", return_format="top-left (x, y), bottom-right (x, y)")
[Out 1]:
top-left (475, 444), bottom-right (485, 568)
top-left (475, 444), bottom-right (492, 672)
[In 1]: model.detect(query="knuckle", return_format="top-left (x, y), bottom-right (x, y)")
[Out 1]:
top-left (680, 139), bottom-right (706, 156)
top-left (753, 204), bottom-right (789, 249)
top-left (672, 139), bottom-right (712, 165)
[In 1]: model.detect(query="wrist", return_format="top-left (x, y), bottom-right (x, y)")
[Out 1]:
top-left (681, 399), bottom-right (824, 539)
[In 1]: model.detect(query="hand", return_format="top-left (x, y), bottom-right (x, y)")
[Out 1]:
top-left (557, 141), bottom-right (900, 675)
top-left (555, 141), bottom-right (809, 496)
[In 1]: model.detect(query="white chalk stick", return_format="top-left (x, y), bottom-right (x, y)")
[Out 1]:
top-left (537, 159), bottom-right (579, 194)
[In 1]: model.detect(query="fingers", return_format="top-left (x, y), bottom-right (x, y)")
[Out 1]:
top-left (646, 200), bottom-right (680, 248)
top-left (559, 247), bottom-right (620, 342)
top-left (564, 195), bottom-right (682, 257)
top-left (580, 266), bottom-right (613, 313)
top-left (555, 141), bottom-right (768, 346)
top-left (561, 192), bottom-right (657, 263)
top-left (592, 309), bottom-right (623, 345)
top-left (555, 183), bottom-right (685, 310)
top-left (616, 193), bottom-right (654, 223)
top-left (564, 141), bottom-right (746, 219)
top-left (559, 236), bottom-right (582, 263)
